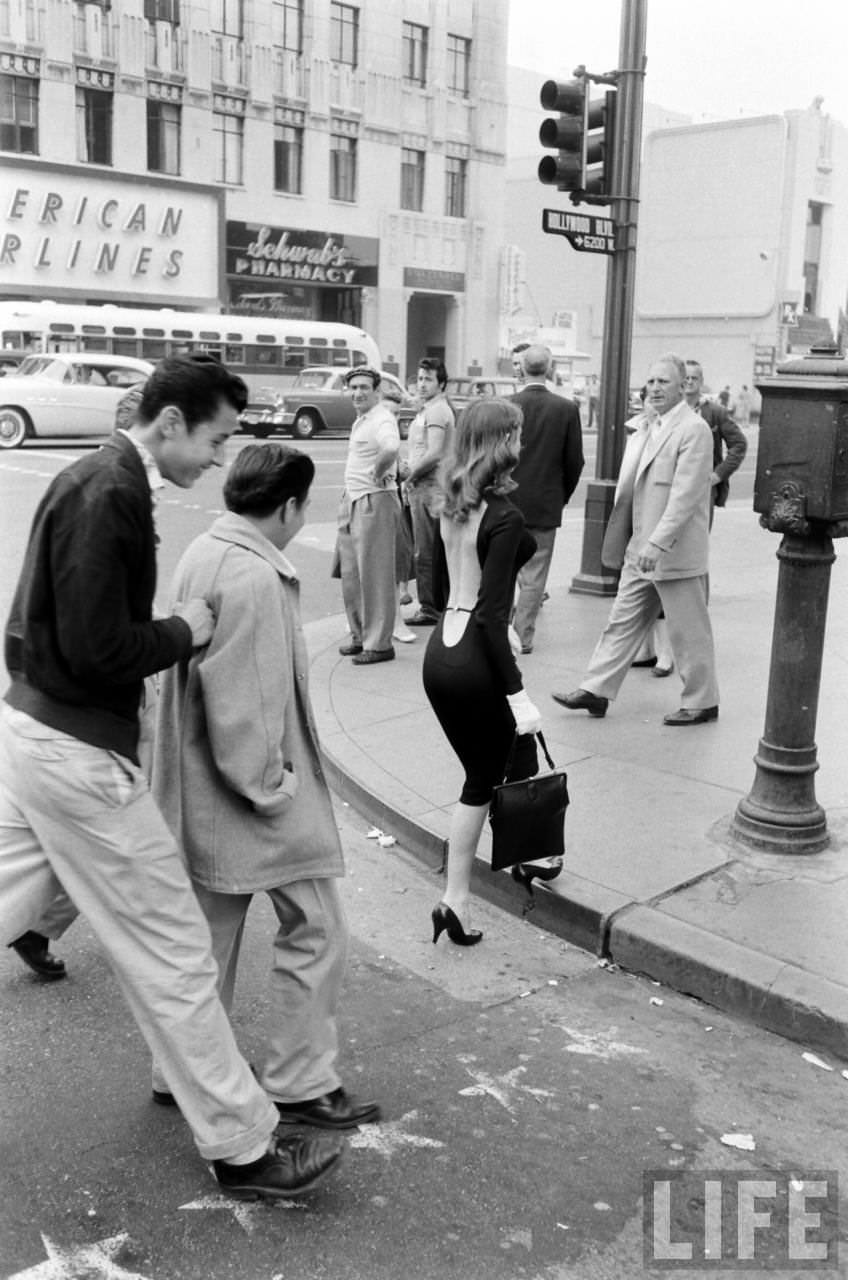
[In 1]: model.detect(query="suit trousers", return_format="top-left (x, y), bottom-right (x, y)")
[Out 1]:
top-left (513, 527), bottom-right (557, 648)
top-left (338, 488), bottom-right (399, 651)
top-left (581, 564), bottom-right (719, 709)
top-left (153, 878), bottom-right (348, 1103)
top-left (0, 705), bottom-right (278, 1162)
top-left (407, 487), bottom-right (439, 617)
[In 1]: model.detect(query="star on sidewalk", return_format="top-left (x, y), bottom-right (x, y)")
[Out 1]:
top-left (457, 1061), bottom-right (556, 1117)
top-left (348, 1109), bottom-right (445, 1157)
top-left (8, 1231), bottom-right (150, 1280)
top-left (179, 1192), bottom-right (309, 1234)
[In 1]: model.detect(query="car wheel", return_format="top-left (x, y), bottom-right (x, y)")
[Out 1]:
top-left (0, 407), bottom-right (30, 449)
top-left (291, 410), bottom-right (319, 440)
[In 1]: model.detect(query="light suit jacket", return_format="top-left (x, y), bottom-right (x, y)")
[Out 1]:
top-left (601, 399), bottom-right (713, 579)
top-left (152, 513), bottom-right (344, 893)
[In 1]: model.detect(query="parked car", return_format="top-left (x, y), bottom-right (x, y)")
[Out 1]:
top-left (444, 376), bottom-right (519, 416)
top-left (0, 353), bottom-right (154, 449)
top-left (241, 366), bottom-right (417, 440)
top-left (0, 350), bottom-right (27, 377)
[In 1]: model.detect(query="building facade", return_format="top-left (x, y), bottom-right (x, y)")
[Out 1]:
top-left (0, 0), bottom-right (509, 378)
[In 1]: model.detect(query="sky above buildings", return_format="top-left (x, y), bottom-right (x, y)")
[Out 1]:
top-left (508, 0), bottom-right (848, 127)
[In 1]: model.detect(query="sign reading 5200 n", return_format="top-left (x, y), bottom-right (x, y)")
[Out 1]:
top-left (542, 208), bottom-right (615, 255)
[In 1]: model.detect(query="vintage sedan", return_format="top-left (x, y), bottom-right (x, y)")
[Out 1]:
top-left (241, 365), bottom-right (416, 439)
top-left (0, 353), bottom-right (154, 449)
top-left (444, 376), bottom-right (519, 415)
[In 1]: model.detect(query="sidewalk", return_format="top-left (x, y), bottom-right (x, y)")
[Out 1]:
top-left (304, 501), bottom-right (848, 1061)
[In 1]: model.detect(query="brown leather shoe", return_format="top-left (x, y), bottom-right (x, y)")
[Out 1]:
top-left (551, 688), bottom-right (608, 718)
top-left (214, 1132), bottom-right (345, 1199)
top-left (662, 706), bottom-right (718, 726)
top-left (275, 1087), bottom-right (381, 1130)
top-left (351, 648), bottom-right (395, 665)
top-left (8, 932), bottom-right (66, 980)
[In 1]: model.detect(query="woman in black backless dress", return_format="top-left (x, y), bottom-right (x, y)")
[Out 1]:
top-left (422, 399), bottom-right (543, 946)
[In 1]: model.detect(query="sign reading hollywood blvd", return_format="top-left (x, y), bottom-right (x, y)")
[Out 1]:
top-left (542, 208), bottom-right (615, 254)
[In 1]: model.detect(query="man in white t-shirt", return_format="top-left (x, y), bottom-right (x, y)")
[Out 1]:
top-left (404, 357), bottom-right (455, 625)
top-left (337, 366), bottom-right (401, 665)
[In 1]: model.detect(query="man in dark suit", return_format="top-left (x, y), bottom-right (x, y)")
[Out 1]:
top-left (510, 345), bottom-right (584, 653)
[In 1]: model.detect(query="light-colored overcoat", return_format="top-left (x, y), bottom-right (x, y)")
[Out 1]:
top-left (152, 513), bottom-right (343, 893)
top-left (602, 399), bottom-right (713, 579)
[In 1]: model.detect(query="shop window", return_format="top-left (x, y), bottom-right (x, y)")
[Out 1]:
top-left (446, 34), bottom-right (470, 98)
top-left (401, 148), bottom-right (424, 211)
top-left (274, 122), bottom-right (303, 193)
top-left (77, 86), bottom-right (112, 165)
top-left (210, 0), bottom-right (241, 36)
top-left (444, 155), bottom-right (467, 219)
top-left (402, 21), bottom-right (428, 87)
top-left (0, 74), bottom-right (38, 154)
top-left (147, 99), bottom-right (180, 174)
top-left (330, 2), bottom-right (358, 68)
top-left (330, 133), bottom-right (357, 202)
top-left (144, 0), bottom-right (179, 20)
top-left (214, 110), bottom-right (243, 184)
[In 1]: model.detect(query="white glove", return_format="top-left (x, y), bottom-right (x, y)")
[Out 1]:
top-left (506, 689), bottom-right (542, 735)
top-left (507, 623), bottom-right (522, 658)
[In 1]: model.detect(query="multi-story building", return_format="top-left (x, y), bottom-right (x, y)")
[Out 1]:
top-left (0, 0), bottom-right (509, 378)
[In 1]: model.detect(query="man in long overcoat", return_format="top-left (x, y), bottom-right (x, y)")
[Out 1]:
top-left (153, 443), bottom-right (380, 1130)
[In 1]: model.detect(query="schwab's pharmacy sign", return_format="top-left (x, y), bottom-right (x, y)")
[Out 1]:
top-left (227, 221), bottom-right (379, 287)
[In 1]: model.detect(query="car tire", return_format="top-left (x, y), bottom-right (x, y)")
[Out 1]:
top-left (291, 410), bottom-right (320, 440)
top-left (0, 407), bottom-right (30, 449)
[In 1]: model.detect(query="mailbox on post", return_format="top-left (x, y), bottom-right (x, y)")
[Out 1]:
top-left (732, 343), bottom-right (848, 854)
top-left (754, 343), bottom-right (848, 531)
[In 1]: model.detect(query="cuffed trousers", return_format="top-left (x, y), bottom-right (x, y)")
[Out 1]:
top-left (0, 706), bottom-right (278, 1162)
top-left (338, 488), bottom-right (399, 651)
top-left (407, 487), bottom-right (439, 617)
top-left (152, 878), bottom-right (348, 1104)
top-left (581, 564), bottom-right (719, 709)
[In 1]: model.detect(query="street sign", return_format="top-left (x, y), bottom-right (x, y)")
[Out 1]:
top-left (542, 208), bottom-right (615, 254)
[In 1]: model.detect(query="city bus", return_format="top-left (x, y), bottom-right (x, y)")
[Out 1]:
top-left (0, 301), bottom-right (381, 400)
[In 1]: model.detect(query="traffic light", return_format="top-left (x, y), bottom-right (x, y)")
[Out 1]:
top-left (539, 76), bottom-right (617, 205)
top-left (538, 77), bottom-right (587, 194)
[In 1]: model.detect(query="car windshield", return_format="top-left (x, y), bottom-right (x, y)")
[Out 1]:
top-left (294, 370), bottom-right (333, 389)
top-left (16, 356), bottom-right (63, 378)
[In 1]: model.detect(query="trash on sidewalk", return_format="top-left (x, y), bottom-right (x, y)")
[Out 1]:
top-left (721, 1132), bottom-right (755, 1151)
top-left (365, 826), bottom-right (397, 847)
top-left (649, 997), bottom-right (664, 1007)
top-left (801, 1051), bottom-right (833, 1071)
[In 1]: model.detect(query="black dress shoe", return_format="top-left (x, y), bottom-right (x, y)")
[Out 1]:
top-left (551, 688), bottom-right (609, 718)
top-left (631, 655), bottom-right (658, 668)
top-left (8, 931), bottom-right (66, 980)
top-left (405, 611), bottom-right (438, 626)
top-left (351, 648), bottom-right (395, 665)
top-left (339, 641), bottom-right (363, 656)
top-left (151, 1087), bottom-right (180, 1108)
top-left (275, 1086), bottom-right (381, 1130)
top-left (214, 1132), bottom-right (345, 1200)
top-left (662, 706), bottom-right (718, 726)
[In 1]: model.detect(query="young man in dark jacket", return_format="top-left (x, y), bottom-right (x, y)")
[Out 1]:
top-left (0, 356), bottom-right (343, 1199)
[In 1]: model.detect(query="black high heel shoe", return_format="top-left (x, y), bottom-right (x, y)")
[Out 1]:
top-left (431, 902), bottom-right (483, 947)
top-left (510, 857), bottom-right (564, 894)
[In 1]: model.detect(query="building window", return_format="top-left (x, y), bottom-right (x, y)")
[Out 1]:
top-left (274, 122), bottom-right (302, 193)
top-left (147, 99), bottom-right (180, 174)
top-left (272, 0), bottom-right (302, 53)
top-left (144, 0), bottom-right (178, 19)
top-left (446, 34), bottom-right (470, 97)
top-left (76, 87), bottom-right (112, 164)
top-left (400, 148), bottom-right (424, 211)
top-left (330, 133), bottom-right (357, 202)
top-left (0, 74), bottom-right (38, 153)
top-left (210, 0), bottom-right (241, 36)
top-left (330, 2), bottom-right (358, 68)
top-left (445, 155), bottom-right (467, 218)
top-left (402, 21), bottom-right (428, 87)
top-left (214, 110), bottom-right (243, 183)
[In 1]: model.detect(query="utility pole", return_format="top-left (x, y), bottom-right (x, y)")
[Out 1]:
top-left (570, 0), bottom-right (648, 595)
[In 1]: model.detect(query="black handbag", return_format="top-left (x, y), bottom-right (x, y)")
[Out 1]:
top-left (488, 731), bottom-right (569, 872)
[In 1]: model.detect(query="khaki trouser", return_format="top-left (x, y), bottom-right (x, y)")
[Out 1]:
top-left (338, 488), bottom-right (400, 651)
top-left (0, 705), bottom-right (278, 1162)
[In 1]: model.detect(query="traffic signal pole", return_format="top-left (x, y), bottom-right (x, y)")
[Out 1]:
top-left (570, 0), bottom-right (648, 595)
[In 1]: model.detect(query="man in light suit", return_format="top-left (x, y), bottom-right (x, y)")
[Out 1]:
top-left (510, 345), bottom-right (584, 653)
top-left (552, 353), bottom-right (719, 726)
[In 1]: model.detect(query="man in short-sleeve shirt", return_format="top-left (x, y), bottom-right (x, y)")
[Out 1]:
top-left (404, 357), bottom-right (454, 625)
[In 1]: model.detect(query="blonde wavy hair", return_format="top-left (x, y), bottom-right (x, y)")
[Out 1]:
top-left (435, 398), bottom-right (523, 523)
